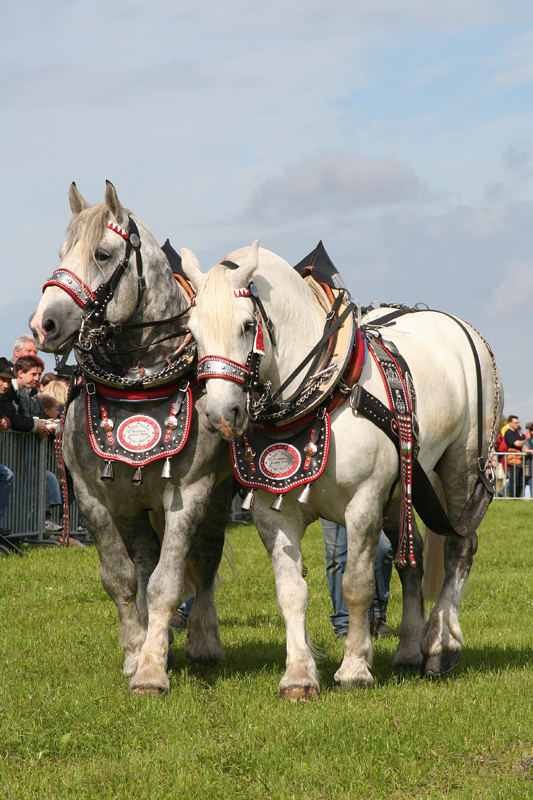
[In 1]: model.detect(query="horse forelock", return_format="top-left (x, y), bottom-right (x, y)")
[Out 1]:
top-left (195, 264), bottom-right (240, 351)
top-left (64, 203), bottom-right (133, 280)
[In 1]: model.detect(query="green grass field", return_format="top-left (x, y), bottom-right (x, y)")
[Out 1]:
top-left (0, 502), bottom-right (531, 799)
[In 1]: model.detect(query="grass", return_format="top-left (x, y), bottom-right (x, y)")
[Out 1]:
top-left (0, 502), bottom-right (531, 799)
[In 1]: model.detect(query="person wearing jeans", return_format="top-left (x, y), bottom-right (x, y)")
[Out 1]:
top-left (320, 520), bottom-right (393, 639)
top-left (0, 463), bottom-right (14, 532)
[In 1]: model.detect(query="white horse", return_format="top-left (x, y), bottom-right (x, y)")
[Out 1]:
top-left (182, 241), bottom-right (502, 698)
top-left (30, 182), bottom-right (231, 694)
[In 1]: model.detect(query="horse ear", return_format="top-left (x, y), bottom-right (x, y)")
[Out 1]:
top-left (68, 182), bottom-right (88, 215)
top-left (104, 180), bottom-right (128, 225)
top-left (180, 248), bottom-right (205, 292)
top-left (232, 239), bottom-right (260, 286)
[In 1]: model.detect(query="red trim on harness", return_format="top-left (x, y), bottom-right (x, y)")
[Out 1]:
top-left (107, 221), bottom-right (130, 240)
top-left (90, 380), bottom-right (183, 401)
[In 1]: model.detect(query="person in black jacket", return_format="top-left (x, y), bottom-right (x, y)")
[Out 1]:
top-left (1, 355), bottom-right (62, 531)
top-left (4, 356), bottom-right (51, 437)
top-left (0, 360), bottom-right (15, 533)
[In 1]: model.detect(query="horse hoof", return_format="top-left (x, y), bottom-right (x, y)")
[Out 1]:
top-left (131, 686), bottom-right (166, 696)
top-left (423, 650), bottom-right (461, 677)
top-left (279, 685), bottom-right (319, 702)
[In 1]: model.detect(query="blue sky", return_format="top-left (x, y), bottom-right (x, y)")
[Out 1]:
top-left (1, 1), bottom-right (532, 423)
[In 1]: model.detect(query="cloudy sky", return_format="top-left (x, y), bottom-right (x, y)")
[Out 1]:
top-left (2, 1), bottom-right (532, 423)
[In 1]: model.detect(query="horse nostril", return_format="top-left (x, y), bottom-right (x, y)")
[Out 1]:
top-left (43, 317), bottom-right (56, 334)
top-left (230, 406), bottom-right (242, 426)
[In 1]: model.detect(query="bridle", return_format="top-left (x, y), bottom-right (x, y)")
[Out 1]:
top-left (42, 217), bottom-right (189, 356)
top-left (196, 277), bottom-right (275, 397)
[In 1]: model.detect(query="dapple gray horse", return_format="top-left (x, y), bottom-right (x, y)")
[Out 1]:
top-left (181, 241), bottom-right (502, 699)
top-left (31, 182), bottom-right (231, 694)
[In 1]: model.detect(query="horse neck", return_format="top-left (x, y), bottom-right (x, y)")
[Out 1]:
top-left (257, 258), bottom-right (326, 398)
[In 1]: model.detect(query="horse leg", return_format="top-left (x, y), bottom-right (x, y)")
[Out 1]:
top-left (334, 491), bottom-right (381, 689)
top-left (73, 486), bottom-right (147, 678)
top-left (130, 478), bottom-right (227, 694)
top-left (253, 495), bottom-right (319, 700)
top-left (123, 515), bottom-right (162, 630)
top-left (385, 520), bottom-right (426, 672)
top-left (421, 448), bottom-right (479, 676)
top-left (421, 531), bottom-right (477, 676)
top-left (184, 479), bottom-right (232, 665)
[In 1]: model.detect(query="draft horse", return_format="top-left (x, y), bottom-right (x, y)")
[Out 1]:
top-left (31, 182), bottom-right (231, 694)
top-left (182, 241), bottom-right (502, 698)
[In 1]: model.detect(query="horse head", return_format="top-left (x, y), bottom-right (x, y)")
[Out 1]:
top-left (30, 181), bottom-right (159, 356)
top-left (183, 242), bottom-right (325, 439)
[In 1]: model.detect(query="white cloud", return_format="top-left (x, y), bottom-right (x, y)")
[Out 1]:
top-left (246, 153), bottom-right (430, 221)
top-left (490, 259), bottom-right (533, 315)
top-left (489, 29), bottom-right (533, 89)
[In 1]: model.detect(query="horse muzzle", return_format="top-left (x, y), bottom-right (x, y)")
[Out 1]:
top-left (30, 297), bottom-right (81, 354)
top-left (205, 397), bottom-right (249, 440)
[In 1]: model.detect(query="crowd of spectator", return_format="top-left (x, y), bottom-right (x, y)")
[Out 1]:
top-left (0, 334), bottom-right (71, 540)
top-left (493, 415), bottom-right (533, 498)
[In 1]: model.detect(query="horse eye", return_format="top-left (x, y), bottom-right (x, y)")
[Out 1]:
top-left (243, 320), bottom-right (254, 334)
top-left (94, 248), bottom-right (110, 262)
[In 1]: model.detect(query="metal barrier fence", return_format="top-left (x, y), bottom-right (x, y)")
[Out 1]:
top-left (1, 430), bottom-right (85, 540)
top-left (0, 432), bottom-right (530, 544)
top-left (490, 450), bottom-right (533, 499)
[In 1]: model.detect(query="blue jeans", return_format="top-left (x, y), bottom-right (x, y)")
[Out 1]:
top-left (46, 470), bottom-right (62, 508)
top-left (0, 464), bottom-right (14, 523)
top-left (321, 519), bottom-right (349, 634)
top-left (371, 532), bottom-right (393, 619)
top-left (178, 596), bottom-right (194, 620)
top-left (321, 521), bottom-right (393, 634)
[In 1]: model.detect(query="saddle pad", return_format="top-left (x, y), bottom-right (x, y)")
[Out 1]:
top-left (231, 411), bottom-right (331, 494)
top-left (85, 382), bottom-right (192, 466)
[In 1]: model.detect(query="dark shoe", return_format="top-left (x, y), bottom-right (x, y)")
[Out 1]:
top-left (170, 611), bottom-right (187, 631)
top-left (372, 618), bottom-right (390, 639)
top-left (335, 628), bottom-right (348, 640)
